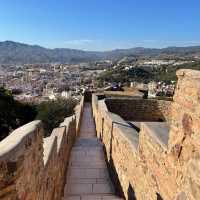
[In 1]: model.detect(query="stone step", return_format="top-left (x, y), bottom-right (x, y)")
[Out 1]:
top-left (70, 161), bottom-right (106, 169)
top-left (70, 148), bottom-right (105, 159)
top-left (70, 154), bottom-right (104, 161)
top-left (63, 194), bottom-right (124, 200)
top-left (67, 178), bottom-right (110, 184)
top-left (74, 138), bottom-right (103, 147)
top-left (64, 182), bottom-right (114, 196)
top-left (67, 168), bottom-right (109, 179)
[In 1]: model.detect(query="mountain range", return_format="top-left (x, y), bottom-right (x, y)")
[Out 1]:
top-left (0, 41), bottom-right (200, 64)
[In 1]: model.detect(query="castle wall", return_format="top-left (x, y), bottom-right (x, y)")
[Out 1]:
top-left (105, 98), bottom-right (172, 122)
top-left (168, 70), bottom-right (200, 200)
top-left (92, 70), bottom-right (200, 200)
top-left (0, 97), bottom-right (84, 200)
top-left (92, 97), bottom-right (159, 199)
top-left (0, 121), bottom-right (44, 200)
top-left (75, 96), bottom-right (84, 135)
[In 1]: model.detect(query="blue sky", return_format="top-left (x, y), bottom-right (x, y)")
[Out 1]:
top-left (0, 0), bottom-right (200, 51)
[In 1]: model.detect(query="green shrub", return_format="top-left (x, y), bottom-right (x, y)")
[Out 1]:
top-left (36, 98), bottom-right (77, 137)
top-left (0, 87), bottom-right (37, 141)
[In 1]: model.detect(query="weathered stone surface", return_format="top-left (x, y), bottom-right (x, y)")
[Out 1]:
top-left (92, 70), bottom-right (200, 200)
top-left (175, 192), bottom-right (188, 200)
top-left (0, 97), bottom-right (84, 200)
top-left (105, 98), bottom-right (172, 122)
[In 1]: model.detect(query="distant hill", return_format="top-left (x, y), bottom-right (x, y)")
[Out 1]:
top-left (102, 46), bottom-right (200, 59)
top-left (0, 41), bottom-right (101, 64)
top-left (0, 41), bottom-right (200, 64)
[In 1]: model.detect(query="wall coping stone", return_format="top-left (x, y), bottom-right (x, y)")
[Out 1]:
top-left (98, 99), bottom-right (109, 112)
top-left (116, 123), bottom-right (139, 152)
top-left (52, 127), bottom-right (65, 153)
top-left (141, 122), bottom-right (170, 151)
top-left (60, 115), bottom-right (74, 127)
top-left (0, 120), bottom-right (41, 160)
top-left (43, 134), bottom-right (57, 166)
top-left (98, 99), bottom-right (139, 152)
top-left (177, 69), bottom-right (200, 79)
top-left (0, 97), bottom-right (84, 200)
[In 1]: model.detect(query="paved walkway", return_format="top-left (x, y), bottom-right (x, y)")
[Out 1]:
top-left (63, 103), bottom-right (122, 200)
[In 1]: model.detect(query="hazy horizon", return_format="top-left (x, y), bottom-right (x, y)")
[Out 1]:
top-left (1, 40), bottom-right (200, 52)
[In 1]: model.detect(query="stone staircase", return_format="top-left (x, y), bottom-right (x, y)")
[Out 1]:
top-left (62, 103), bottom-right (123, 200)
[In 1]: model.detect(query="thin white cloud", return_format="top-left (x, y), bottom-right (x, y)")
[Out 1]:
top-left (133, 39), bottom-right (200, 48)
top-left (54, 39), bottom-right (200, 51)
top-left (64, 39), bottom-right (95, 46)
top-left (142, 39), bottom-right (158, 43)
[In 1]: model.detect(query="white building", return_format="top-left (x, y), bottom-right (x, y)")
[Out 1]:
top-left (61, 91), bottom-right (71, 99)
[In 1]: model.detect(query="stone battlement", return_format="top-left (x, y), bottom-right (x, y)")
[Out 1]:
top-left (92, 69), bottom-right (200, 200)
top-left (105, 98), bottom-right (172, 122)
top-left (0, 97), bottom-right (84, 200)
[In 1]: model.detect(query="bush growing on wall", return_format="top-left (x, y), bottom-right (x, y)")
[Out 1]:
top-left (0, 87), bottom-right (77, 140)
top-left (36, 98), bottom-right (77, 137)
top-left (0, 87), bottom-right (37, 141)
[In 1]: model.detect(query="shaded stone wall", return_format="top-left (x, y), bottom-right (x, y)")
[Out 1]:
top-left (75, 96), bottom-right (84, 135)
top-left (92, 70), bottom-right (200, 200)
top-left (0, 97), bottom-right (84, 200)
top-left (105, 98), bottom-right (172, 122)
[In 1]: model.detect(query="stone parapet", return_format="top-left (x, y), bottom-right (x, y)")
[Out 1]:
top-left (168, 70), bottom-right (200, 200)
top-left (105, 98), bottom-right (172, 122)
top-left (0, 96), bottom-right (84, 200)
top-left (92, 70), bottom-right (200, 200)
top-left (93, 95), bottom-right (177, 199)
top-left (75, 96), bottom-right (84, 134)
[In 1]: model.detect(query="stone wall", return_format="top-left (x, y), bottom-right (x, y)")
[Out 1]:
top-left (75, 96), bottom-right (84, 134)
top-left (93, 97), bottom-right (160, 200)
top-left (168, 70), bottom-right (200, 200)
top-left (92, 70), bottom-right (200, 200)
top-left (105, 98), bottom-right (172, 122)
top-left (0, 97), bottom-right (84, 200)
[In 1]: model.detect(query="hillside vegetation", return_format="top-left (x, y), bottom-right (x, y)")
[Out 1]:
top-left (0, 87), bottom-right (37, 140)
top-left (97, 61), bottom-right (200, 84)
top-left (0, 88), bottom-right (77, 140)
top-left (0, 41), bottom-right (200, 64)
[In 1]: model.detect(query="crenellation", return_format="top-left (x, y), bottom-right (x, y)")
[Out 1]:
top-left (75, 96), bottom-right (85, 134)
top-left (0, 97), bottom-right (84, 200)
top-left (43, 134), bottom-right (57, 166)
top-left (0, 120), bottom-right (42, 160)
top-left (105, 98), bottom-right (172, 123)
top-left (52, 127), bottom-right (66, 153)
top-left (92, 69), bottom-right (200, 200)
